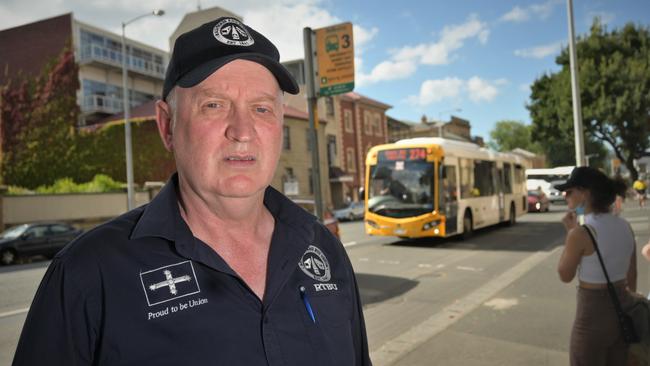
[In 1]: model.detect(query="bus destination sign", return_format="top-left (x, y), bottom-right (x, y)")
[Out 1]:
top-left (378, 148), bottom-right (427, 162)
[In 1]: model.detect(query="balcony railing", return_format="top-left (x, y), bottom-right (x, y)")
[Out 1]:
top-left (82, 95), bottom-right (123, 114)
top-left (82, 95), bottom-right (149, 115)
top-left (79, 43), bottom-right (166, 79)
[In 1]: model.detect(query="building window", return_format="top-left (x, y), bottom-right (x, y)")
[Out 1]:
top-left (283, 167), bottom-right (298, 196)
top-left (344, 109), bottom-right (353, 133)
top-left (374, 113), bottom-right (382, 136)
top-left (283, 126), bottom-right (291, 150)
top-left (325, 97), bottom-right (334, 116)
top-left (327, 135), bottom-right (337, 166)
top-left (364, 112), bottom-right (372, 135)
top-left (346, 148), bottom-right (356, 172)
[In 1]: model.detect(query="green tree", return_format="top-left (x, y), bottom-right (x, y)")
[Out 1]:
top-left (528, 19), bottom-right (650, 179)
top-left (489, 120), bottom-right (542, 153)
top-left (1, 48), bottom-right (80, 188)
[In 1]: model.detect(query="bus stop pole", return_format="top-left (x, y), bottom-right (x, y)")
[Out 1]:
top-left (303, 27), bottom-right (324, 220)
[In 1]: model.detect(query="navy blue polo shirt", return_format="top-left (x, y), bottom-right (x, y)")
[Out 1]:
top-left (13, 176), bottom-right (371, 366)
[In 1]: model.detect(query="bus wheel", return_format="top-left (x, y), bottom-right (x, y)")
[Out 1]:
top-left (507, 203), bottom-right (516, 226)
top-left (462, 211), bottom-right (473, 240)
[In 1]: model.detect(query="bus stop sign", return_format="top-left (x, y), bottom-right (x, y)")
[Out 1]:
top-left (315, 22), bottom-right (355, 96)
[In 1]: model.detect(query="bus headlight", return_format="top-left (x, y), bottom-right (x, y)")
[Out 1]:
top-left (366, 220), bottom-right (379, 229)
top-left (423, 220), bottom-right (441, 231)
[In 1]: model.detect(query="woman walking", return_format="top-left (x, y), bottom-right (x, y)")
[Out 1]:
top-left (556, 167), bottom-right (637, 366)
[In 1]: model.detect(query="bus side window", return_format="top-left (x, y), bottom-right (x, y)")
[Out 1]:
top-left (503, 163), bottom-right (513, 194)
top-left (443, 165), bottom-right (458, 202)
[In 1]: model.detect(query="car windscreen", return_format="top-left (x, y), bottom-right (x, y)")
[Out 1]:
top-left (0, 224), bottom-right (29, 239)
top-left (367, 160), bottom-right (434, 218)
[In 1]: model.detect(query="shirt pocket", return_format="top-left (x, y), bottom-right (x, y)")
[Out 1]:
top-left (298, 285), bottom-right (355, 365)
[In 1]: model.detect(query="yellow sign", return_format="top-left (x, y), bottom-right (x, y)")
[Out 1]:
top-left (315, 22), bottom-right (355, 96)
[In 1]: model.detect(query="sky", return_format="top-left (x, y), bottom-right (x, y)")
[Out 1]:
top-left (2, 0), bottom-right (650, 141)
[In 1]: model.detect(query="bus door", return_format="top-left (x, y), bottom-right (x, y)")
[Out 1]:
top-left (497, 167), bottom-right (505, 222)
top-left (441, 163), bottom-right (458, 234)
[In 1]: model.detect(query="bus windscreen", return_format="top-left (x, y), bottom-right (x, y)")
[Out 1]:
top-left (367, 160), bottom-right (434, 218)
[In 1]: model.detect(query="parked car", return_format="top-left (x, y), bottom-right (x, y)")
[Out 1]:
top-left (548, 180), bottom-right (568, 204)
top-left (527, 190), bottom-right (550, 213)
top-left (333, 201), bottom-right (365, 221)
top-left (291, 199), bottom-right (340, 239)
top-left (0, 222), bottom-right (83, 265)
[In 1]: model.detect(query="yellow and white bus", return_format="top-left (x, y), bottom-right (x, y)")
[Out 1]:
top-left (364, 137), bottom-right (529, 239)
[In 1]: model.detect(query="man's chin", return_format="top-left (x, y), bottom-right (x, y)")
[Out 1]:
top-left (219, 177), bottom-right (269, 198)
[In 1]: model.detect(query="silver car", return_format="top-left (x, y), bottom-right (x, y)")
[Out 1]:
top-left (333, 201), bottom-right (365, 221)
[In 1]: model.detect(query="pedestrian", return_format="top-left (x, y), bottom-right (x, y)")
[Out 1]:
top-left (13, 17), bottom-right (371, 365)
top-left (556, 167), bottom-right (637, 366)
top-left (633, 178), bottom-right (647, 208)
top-left (612, 176), bottom-right (627, 215)
top-left (643, 240), bottom-right (650, 263)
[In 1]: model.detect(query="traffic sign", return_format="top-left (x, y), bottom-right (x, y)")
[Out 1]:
top-left (315, 22), bottom-right (354, 96)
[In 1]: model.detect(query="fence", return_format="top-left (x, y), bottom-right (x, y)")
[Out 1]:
top-left (0, 186), bottom-right (162, 230)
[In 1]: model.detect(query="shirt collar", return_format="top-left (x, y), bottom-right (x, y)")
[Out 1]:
top-left (131, 173), bottom-right (318, 245)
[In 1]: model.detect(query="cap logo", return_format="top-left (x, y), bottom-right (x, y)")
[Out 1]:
top-left (213, 18), bottom-right (254, 46)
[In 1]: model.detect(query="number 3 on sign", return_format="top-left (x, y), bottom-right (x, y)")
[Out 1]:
top-left (341, 34), bottom-right (350, 48)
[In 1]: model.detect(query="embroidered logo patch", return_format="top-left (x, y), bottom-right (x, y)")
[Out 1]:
top-left (140, 261), bottom-right (200, 306)
top-left (213, 18), bottom-right (254, 46)
top-left (298, 245), bottom-right (331, 282)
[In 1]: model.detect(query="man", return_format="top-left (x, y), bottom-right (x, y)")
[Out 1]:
top-left (13, 17), bottom-right (371, 365)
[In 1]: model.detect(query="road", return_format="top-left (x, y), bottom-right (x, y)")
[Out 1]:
top-left (0, 203), bottom-right (648, 365)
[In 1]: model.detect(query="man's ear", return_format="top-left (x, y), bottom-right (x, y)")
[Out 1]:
top-left (155, 99), bottom-right (174, 152)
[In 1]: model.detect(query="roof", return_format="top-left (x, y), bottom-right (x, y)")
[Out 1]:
top-left (169, 7), bottom-right (242, 51)
top-left (82, 100), bottom-right (157, 131)
top-left (341, 91), bottom-right (392, 110)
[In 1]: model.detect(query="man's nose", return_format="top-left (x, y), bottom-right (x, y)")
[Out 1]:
top-left (225, 108), bottom-right (255, 142)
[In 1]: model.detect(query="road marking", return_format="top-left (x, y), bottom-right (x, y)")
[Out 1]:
top-left (0, 307), bottom-right (30, 319)
top-left (456, 265), bottom-right (484, 272)
top-left (627, 217), bottom-right (648, 223)
top-left (378, 259), bottom-right (400, 265)
top-left (371, 242), bottom-right (562, 366)
top-left (343, 241), bottom-right (357, 247)
top-left (483, 297), bottom-right (519, 310)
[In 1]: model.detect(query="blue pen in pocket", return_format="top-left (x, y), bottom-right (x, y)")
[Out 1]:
top-left (299, 286), bottom-right (316, 323)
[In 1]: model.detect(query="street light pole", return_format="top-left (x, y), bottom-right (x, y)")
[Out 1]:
top-left (566, 0), bottom-right (586, 167)
top-left (121, 9), bottom-right (164, 210)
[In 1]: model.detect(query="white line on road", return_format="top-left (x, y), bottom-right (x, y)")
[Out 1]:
top-left (344, 241), bottom-right (358, 247)
top-left (456, 265), bottom-right (484, 272)
top-left (0, 307), bottom-right (30, 319)
top-left (371, 242), bottom-right (563, 366)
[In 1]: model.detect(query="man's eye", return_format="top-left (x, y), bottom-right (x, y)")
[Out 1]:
top-left (206, 102), bottom-right (221, 108)
top-left (256, 107), bottom-right (270, 113)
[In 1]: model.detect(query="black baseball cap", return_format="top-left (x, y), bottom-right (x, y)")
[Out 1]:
top-left (163, 17), bottom-right (299, 100)
top-left (555, 167), bottom-right (607, 191)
